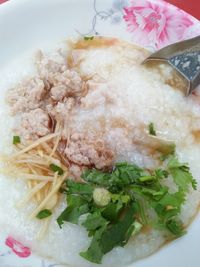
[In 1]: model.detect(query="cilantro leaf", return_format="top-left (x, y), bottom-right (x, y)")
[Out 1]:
top-left (84, 36), bottom-right (94, 41)
top-left (13, 135), bottom-right (21, 145)
top-left (82, 163), bottom-right (143, 192)
top-left (57, 195), bottom-right (89, 227)
top-left (80, 225), bottom-right (106, 264)
top-left (101, 194), bottom-right (130, 222)
top-left (140, 186), bottom-right (168, 201)
top-left (36, 209), bottom-right (52, 219)
top-left (112, 162), bottom-right (143, 188)
top-left (101, 202), bottom-right (123, 222)
top-left (111, 193), bottom-right (131, 204)
top-left (66, 180), bottom-right (94, 201)
top-left (148, 122), bottom-right (156, 136)
top-left (168, 157), bottom-right (197, 191)
top-left (151, 190), bottom-right (186, 236)
top-left (49, 164), bottom-right (64, 175)
top-left (81, 169), bottom-right (111, 188)
top-left (100, 203), bottom-right (138, 252)
top-left (154, 168), bottom-right (168, 179)
top-left (166, 219), bottom-right (185, 236)
top-left (138, 175), bottom-right (157, 183)
top-left (82, 212), bottom-right (108, 231)
top-left (81, 203), bottom-right (138, 264)
top-left (153, 191), bottom-right (184, 220)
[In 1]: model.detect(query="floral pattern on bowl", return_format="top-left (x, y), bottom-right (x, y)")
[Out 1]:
top-left (123, 0), bottom-right (194, 48)
top-left (5, 237), bottom-right (31, 258)
top-left (0, 0), bottom-right (200, 267)
top-left (78, 0), bottom-right (200, 51)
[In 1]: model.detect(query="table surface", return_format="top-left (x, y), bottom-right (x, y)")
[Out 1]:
top-left (167, 0), bottom-right (199, 20)
top-left (0, 0), bottom-right (199, 20)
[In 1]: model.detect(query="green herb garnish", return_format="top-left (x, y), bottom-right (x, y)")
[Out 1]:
top-left (84, 36), bottom-right (94, 41)
top-left (57, 156), bottom-right (197, 264)
top-left (57, 194), bottom-right (89, 227)
top-left (13, 135), bottom-right (21, 145)
top-left (168, 157), bottom-right (197, 191)
top-left (148, 122), bottom-right (156, 136)
top-left (49, 164), bottom-right (64, 175)
top-left (36, 209), bottom-right (52, 219)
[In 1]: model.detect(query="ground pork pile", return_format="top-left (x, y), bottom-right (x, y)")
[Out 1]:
top-left (6, 49), bottom-right (114, 177)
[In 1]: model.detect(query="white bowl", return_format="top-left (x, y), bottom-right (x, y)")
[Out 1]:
top-left (0, 1), bottom-right (200, 267)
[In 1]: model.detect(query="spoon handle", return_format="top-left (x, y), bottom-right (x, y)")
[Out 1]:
top-left (144, 35), bottom-right (200, 95)
top-left (169, 36), bottom-right (200, 92)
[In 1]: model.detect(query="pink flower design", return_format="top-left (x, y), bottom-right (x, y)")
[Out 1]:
top-left (5, 236), bottom-right (31, 258)
top-left (123, 0), bottom-right (193, 48)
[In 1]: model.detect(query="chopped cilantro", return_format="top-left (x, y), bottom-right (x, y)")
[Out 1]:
top-left (100, 203), bottom-right (138, 250)
top-left (154, 168), bottom-right (168, 179)
top-left (101, 202), bottom-right (123, 222)
top-left (81, 203), bottom-right (138, 264)
top-left (57, 157), bottom-right (197, 264)
top-left (57, 195), bottom-right (89, 227)
top-left (84, 36), bottom-right (94, 41)
top-left (82, 212), bottom-right (108, 231)
top-left (82, 162), bottom-right (143, 192)
top-left (148, 122), bottom-right (156, 136)
top-left (66, 180), bottom-right (94, 201)
top-left (168, 156), bottom-right (197, 191)
top-left (13, 135), bottom-right (21, 145)
top-left (49, 164), bottom-right (64, 175)
top-left (80, 226), bottom-right (106, 263)
top-left (36, 209), bottom-right (52, 219)
top-left (166, 219), bottom-right (185, 236)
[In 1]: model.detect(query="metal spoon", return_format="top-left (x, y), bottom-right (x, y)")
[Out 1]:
top-left (143, 35), bottom-right (200, 95)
